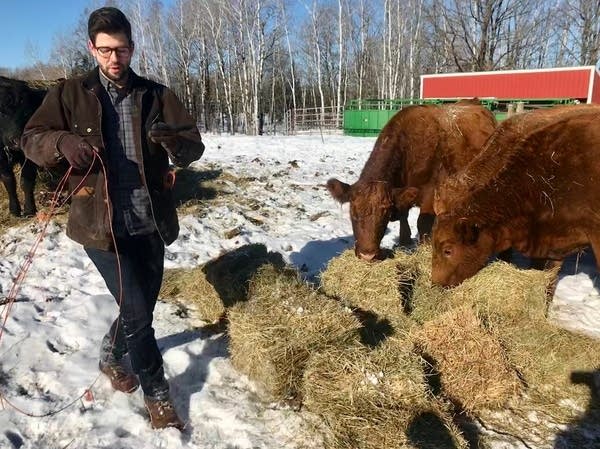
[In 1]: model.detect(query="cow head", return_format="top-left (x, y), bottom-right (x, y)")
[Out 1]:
top-left (431, 214), bottom-right (496, 286)
top-left (327, 178), bottom-right (418, 261)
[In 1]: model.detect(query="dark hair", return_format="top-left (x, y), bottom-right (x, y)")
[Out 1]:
top-left (88, 7), bottom-right (132, 45)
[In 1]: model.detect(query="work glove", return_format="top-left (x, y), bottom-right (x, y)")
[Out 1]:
top-left (57, 134), bottom-right (95, 170)
top-left (148, 122), bottom-right (182, 159)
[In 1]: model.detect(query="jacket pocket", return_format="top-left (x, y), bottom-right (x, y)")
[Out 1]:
top-left (68, 174), bottom-right (111, 242)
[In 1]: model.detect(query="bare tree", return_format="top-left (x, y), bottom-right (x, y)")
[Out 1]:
top-left (426, 0), bottom-right (540, 71)
top-left (556, 0), bottom-right (600, 65)
top-left (301, 0), bottom-right (327, 116)
top-left (164, 0), bottom-right (202, 113)
top-left (279, 0), bottom-right (298, 111)
top-left (49, 8), bottom-right (95, 77)
top-left (125, 0), bottom-right (171, 83)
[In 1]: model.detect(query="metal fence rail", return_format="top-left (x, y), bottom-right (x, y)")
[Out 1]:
top-left (284, 106), bottom-right (343, 135)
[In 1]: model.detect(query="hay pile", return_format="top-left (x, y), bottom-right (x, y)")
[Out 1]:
top-left (216, 241), bottom-right (600, 447)
top-left (409, 258), bottom-right (554, 326)
top-left (319, 249), bottom-right (416, 331)
top-left (160, 243), bottom-right (285, 322)
top-left (414, 305), bottom-right (522, 413)
top-left (303, 337), bottom-right (465, 449)
top-left (501, 321), bottom-right (600, 414)
top-left (318, 243), bottom-right (600, 444)
top-left (228, 265), bottom-right (362, 403)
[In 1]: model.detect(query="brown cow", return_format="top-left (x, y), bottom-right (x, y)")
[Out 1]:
top-left (431, 104), bottom-right (600, 287)
top-left (327, 99), bottom-right (497, 260)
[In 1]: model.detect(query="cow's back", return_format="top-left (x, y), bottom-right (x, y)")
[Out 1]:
top-left (358, 105), bottom-right (443, 185)
top-left (439, 103), bottom-right (497, 172)
top-left (358, 101), bottom-right (495, 189)
top-left (436, 104), bottom-right (600, 228)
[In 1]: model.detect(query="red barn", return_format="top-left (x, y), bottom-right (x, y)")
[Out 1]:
top-left (421, 66), bottom-right (600, 104)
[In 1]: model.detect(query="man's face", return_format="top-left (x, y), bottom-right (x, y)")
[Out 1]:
top-left (88, 32), bottom-right (133, 83)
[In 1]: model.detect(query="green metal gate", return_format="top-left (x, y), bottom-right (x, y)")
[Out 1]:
top-left (343, 98), bottom-right (577, 137)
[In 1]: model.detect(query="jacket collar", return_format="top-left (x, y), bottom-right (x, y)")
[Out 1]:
top-left (82, 67), bottom-right (147, 93)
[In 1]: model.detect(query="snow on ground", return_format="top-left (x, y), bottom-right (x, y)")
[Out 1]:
top-left (0, 134), bottom-right (599, 449)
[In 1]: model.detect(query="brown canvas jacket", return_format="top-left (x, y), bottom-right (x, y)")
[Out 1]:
top-left (21, 67), bottom-right (205, 250)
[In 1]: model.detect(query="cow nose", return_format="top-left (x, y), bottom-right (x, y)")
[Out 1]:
top-left (356, 250), bottom-right (379, 261)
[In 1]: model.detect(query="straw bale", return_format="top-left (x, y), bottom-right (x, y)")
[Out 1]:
top-left (409, 255), bottom-right (554, 326)
top-left (392, 244), bottom-right (449, 320)
top-left (414, 305), bottom-right (523, 413)
top-left (319, 249), bottom-right (416, 332)
top-left (228, 265), bottom-right (362, 403)
top-left (303, 337), bottom-right (464, 449)
top-left (160, 243), bottom-right (285, 322)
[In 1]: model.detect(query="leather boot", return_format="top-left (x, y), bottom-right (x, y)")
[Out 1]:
top-left (99, 359), bottom-right (140, 393)
top-left (144, 395), bottom-right (184, 430)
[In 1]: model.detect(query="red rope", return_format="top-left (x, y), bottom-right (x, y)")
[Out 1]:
top-left (0, 152), bottom-right (126, 418)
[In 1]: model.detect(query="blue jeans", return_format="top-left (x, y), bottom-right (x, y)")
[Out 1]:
top-left (85, 232), bottom-right (169, 398)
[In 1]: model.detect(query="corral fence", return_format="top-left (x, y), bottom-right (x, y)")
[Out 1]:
top-left (282, 97), bottom-right (578, 137)
top-left (342, 97), bottom-right (579, 136)
top-left (284, 106), bottom-right (344, 135)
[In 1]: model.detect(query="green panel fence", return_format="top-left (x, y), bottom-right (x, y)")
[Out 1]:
top-left (343, 98), bottom-right (578, 137)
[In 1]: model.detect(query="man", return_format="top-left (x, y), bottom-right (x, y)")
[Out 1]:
top-left (21, 7), bottom-right (205, 430)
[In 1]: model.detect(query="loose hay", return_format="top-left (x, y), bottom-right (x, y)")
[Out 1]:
top-left (320, 249), bottom-right (416, 332)
top-left (472, 321), bottom-right (600, 446)
top-left (228, 265), bottom-right (362, 403)
top-left (303, 337), bottom-right (464, 449)
top-left (160, 243), bottom-right (285, 322)
top-left (414, 305), bottom-right (523, 413)
top-left (410, 257), bottom-right (554, 326)
top-left (502, 321), bottom-right (600, 413)
top-left (319, 244), bottom-right (600, 445)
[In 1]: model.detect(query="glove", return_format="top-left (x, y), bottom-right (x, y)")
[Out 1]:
top-left (148, 122), bottom-right (182, 156)
top-left (57, 134), bottom-right (95, 170)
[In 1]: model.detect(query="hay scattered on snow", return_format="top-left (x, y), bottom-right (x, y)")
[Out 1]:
top-left (471, 321), bottom-right (600, 446)
top-left (502, 321), bottom-right (600, 412)
top-left (160, 243), bottom-right (285, 322)
top-left (396, 245), bottom-right (600, 437)
top-left (228, 264), bottom-right (362, 403)
top-left (303, 337), bottom-right (465, 449)
top-left (414, 305), bottom-right (523, 413)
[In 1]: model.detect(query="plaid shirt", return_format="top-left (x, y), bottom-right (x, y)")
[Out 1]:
top-left (99, 72), bottom-right (156, 236)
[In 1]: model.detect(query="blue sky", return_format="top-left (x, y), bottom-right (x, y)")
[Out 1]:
top-left (1, 0), bottom-right (94, 69)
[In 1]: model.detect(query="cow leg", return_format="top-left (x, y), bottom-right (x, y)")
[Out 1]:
top-left (1, 174), bottom-right (21, 216)
top-left (398, 210), bottom-right (412, 247)
top-left (0, 149), bottom-right (21, 216)
top-left (417, 213), bottom-right (435, 243)
top-left (588, 238), bottom-right (600, 289)
top-left (20, 159), bottom-right (37, 217)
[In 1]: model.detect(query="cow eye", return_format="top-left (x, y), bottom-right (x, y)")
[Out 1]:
top-left (443, 248), bottom-right (452, 257)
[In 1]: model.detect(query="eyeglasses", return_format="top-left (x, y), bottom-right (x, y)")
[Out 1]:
top-left (95, 46), bottom-right (132, 58)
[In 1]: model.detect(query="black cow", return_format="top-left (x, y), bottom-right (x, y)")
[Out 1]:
top-left (0, 76), bottom-right (50, 217)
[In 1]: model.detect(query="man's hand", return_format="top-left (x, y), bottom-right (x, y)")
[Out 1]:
top-left (57, 134), bottom-right (95, 170)
top-left (148, 122), bottom-right (182, 156)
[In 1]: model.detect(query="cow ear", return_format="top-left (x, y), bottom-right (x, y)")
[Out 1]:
top-left (326, 178), bottom-right (351, 203)
top-left (392, 187), bottom-right (419, 209)
top-left (456, 218), bottom-right (480, 245)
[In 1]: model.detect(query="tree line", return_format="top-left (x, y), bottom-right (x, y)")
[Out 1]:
top-left (2, 0), bottom-right (599, 135)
